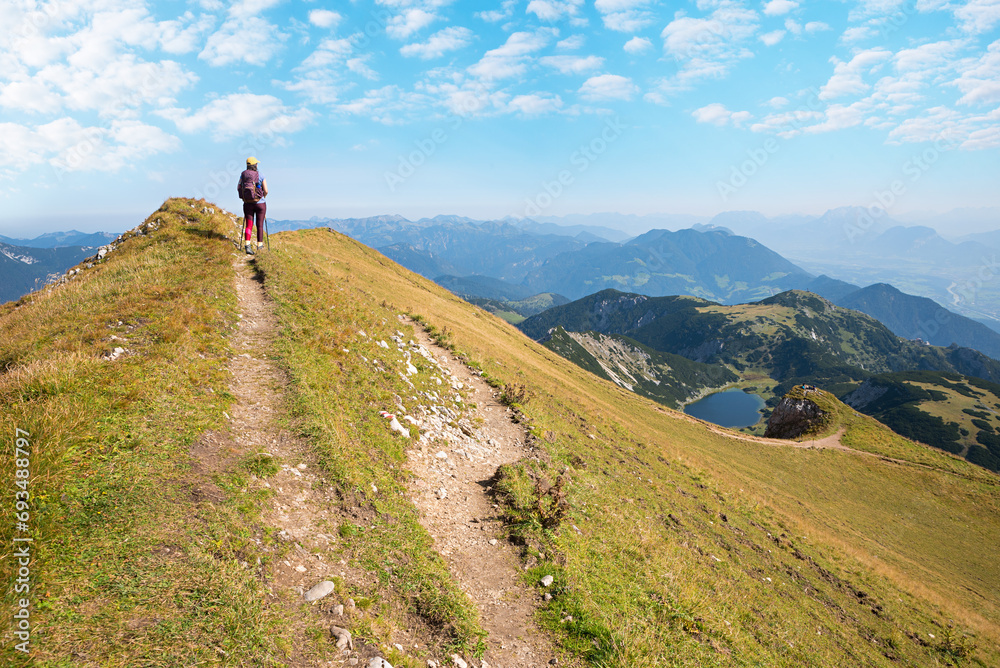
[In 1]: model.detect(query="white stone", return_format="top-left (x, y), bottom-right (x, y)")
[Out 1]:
top-left (541, 575), bottom-right (554, 587)
top-left (303, 580), bottom-right (336, 601)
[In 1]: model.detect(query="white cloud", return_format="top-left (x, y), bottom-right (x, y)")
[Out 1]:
top-left (893, 40), bottom-right (964, 73)
top-left (347, 57), bottom-right (379, 80)
top-left (763, 0), bottom-right (798, 16)
top-left (0, 117), bottom-right (179, 173)
top-left (527, 0), bottom-right (584, 21)
top-left (768, 96), bottom-right (789, 108)
top-left (848, 0), bottom-right (908, 22)
top-left (840, 26), bottom-right (877, 43)
top-left (954, 0), bottom-right (1000, 34)
top-left (0, 78), bottom-right (64, 115)
top-left (386, 9), bottom-right (437, 39)
top-left (802, 101), bottom-right (869, 134)
top-left (804, 21), bottom-right (831, 32)
top-left (692, 102), bottom-right (752, 126)
top-left (656, 5), bottom-right (760, 95)
top-left (160, 93), bottom-right (313, 140)
top-left (760, 29), bottom-right (785, 46)
top-left (558, 35), bottom-right (586, 49)
top-left (578, 73), bottom-right (638, 100)
top-left (539, 54), bottom-right (605, 73)
top-left (507, 93), bottom-right (564, 115)
top-left (476, 1), bottom-right (517, 23)
top-left (467, 30), bottom-right (555, 80)
top-left (749, 109), bottom-right (824, 137)
top-left (624, 36), bottom-right (653, 53)
top-left (952, 39), bottom-right (1000, 105)
top-left (308, 9), bottom-right (342, 29)
top-left (336, 85), bottom-right (434, 124)
top-left (200, 16), bottom-right (286, 66)
top-left (819, 48), bottom-right (892, 100)
top-left (595, 0), bottom-right (654, 32)
top-left (400, 26), bottom-right (474, 59)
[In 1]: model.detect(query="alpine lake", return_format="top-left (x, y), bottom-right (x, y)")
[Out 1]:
top-left (683, 388), bottom-right (765, 428)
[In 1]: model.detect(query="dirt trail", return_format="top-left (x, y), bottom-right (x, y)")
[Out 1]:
top-left (207, 253), bottom-right (564, 666)
top-left (402, 319), bottom-right (569, 668)
top-left (223, 254), bottom-right (358, 666)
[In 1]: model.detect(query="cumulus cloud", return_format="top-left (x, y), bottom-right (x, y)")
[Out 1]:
top-left (578, 73), bottom-right (638, 100)
top-left (160, 93), bottom-right (313, 140)
top-left (506, 93), bottom-right (564, 115)
top-left (840, 25), bottom-right (878, 43)
top-left (624, 36), bottom-right (653, 53)
top-left (467, 30), bottom-right (555, 80)
top-left (595, 0), bottom-right (655, 32)
top-left (527, 0), bottom-right (584, 21)
top-left (760, 29), bottom-right (785, 46)
top-left (655, 4), bottom-right (760, 95)
top-left (539, 54), bottom-right (605, 73)
top-left (819, 48), bottom-right (892, 100)
top-left (558, 35), bottom-right (587, 49)
top-left (805, 21), bottom-right (831, 32)
top-left (692, 102), bottom-right (752, 126)
top-left (386, 8), bottom-right (437, 39)
top-left (952, 39), bottom-right (1000, 105)
top-left (477, 0), bottom-right (517, 23)
top-left (308, 9), bottom-right (342, 28)
top-left (0, 117), bottom-right (179, 173)
top-left (954, 0), bottom-right (1000, 34)
top-left (763, 0), bottom-right (798, 16)
top-left (199, 16), bottom-right (286, 66)
top-left (401, 27), bottom-right (474, 59)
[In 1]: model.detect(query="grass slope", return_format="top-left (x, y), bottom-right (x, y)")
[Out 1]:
top-left (4, 204), bottom-right (1000, 666)
top-left (0, 199), bottom-right (290, 665)
top-left (267, 227), bottom-right (1000, 666)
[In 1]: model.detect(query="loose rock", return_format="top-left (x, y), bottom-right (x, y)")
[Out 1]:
top-left (303, 581), bottom-right (336, 602)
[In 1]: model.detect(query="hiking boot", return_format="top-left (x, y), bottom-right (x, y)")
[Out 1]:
top-left (245, 242), bottom-right (255, 255)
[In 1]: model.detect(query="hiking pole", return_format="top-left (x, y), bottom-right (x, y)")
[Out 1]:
top-left (264, 216), bottom-right (270, 251)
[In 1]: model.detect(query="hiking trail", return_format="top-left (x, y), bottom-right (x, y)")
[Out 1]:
top-left (205, 249), bottom-right (565, 667)
top-left (400, 318), bottom-right (571, 668)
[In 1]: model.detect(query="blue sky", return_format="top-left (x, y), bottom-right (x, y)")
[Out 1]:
top-left (1, 0), bottom-right (999, 235)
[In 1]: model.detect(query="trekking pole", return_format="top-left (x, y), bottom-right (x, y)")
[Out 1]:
top-left (264, 216), bottom-right (270, 251)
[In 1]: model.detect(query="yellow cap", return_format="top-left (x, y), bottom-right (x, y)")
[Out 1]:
top-left (246, 156), bottom-right (258, 165)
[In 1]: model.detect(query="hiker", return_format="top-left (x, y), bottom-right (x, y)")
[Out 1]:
top-left (238, 157), bottom-right (268, 254)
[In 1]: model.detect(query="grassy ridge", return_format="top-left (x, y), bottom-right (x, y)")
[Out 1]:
top-left (0, 199), bottom-right (291, 665)
top-left (268, 228), bottom-right (1000, 666)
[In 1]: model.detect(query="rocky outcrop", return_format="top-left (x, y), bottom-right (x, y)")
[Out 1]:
top-left (765, 395), bottom-right (828, 439)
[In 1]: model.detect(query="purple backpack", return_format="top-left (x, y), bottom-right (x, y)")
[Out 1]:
top-left (239, 169), bottom-right (263, 202)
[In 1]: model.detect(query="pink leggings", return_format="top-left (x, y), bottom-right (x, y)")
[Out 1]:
top-left (243, 201), bottom-right (266, 242)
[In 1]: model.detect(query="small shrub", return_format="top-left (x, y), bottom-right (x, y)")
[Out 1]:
top-left (937, 624), bottom-right (977, 659)
top-left (500, 382), bottom-right (530, 407)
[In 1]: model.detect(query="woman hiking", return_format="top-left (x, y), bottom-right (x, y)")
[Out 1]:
top-left (238, 157), bottom-right (269, 255)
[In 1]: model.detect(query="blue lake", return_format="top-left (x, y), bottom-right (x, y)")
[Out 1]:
top-left (684, 389), bottom-right (765, 428)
